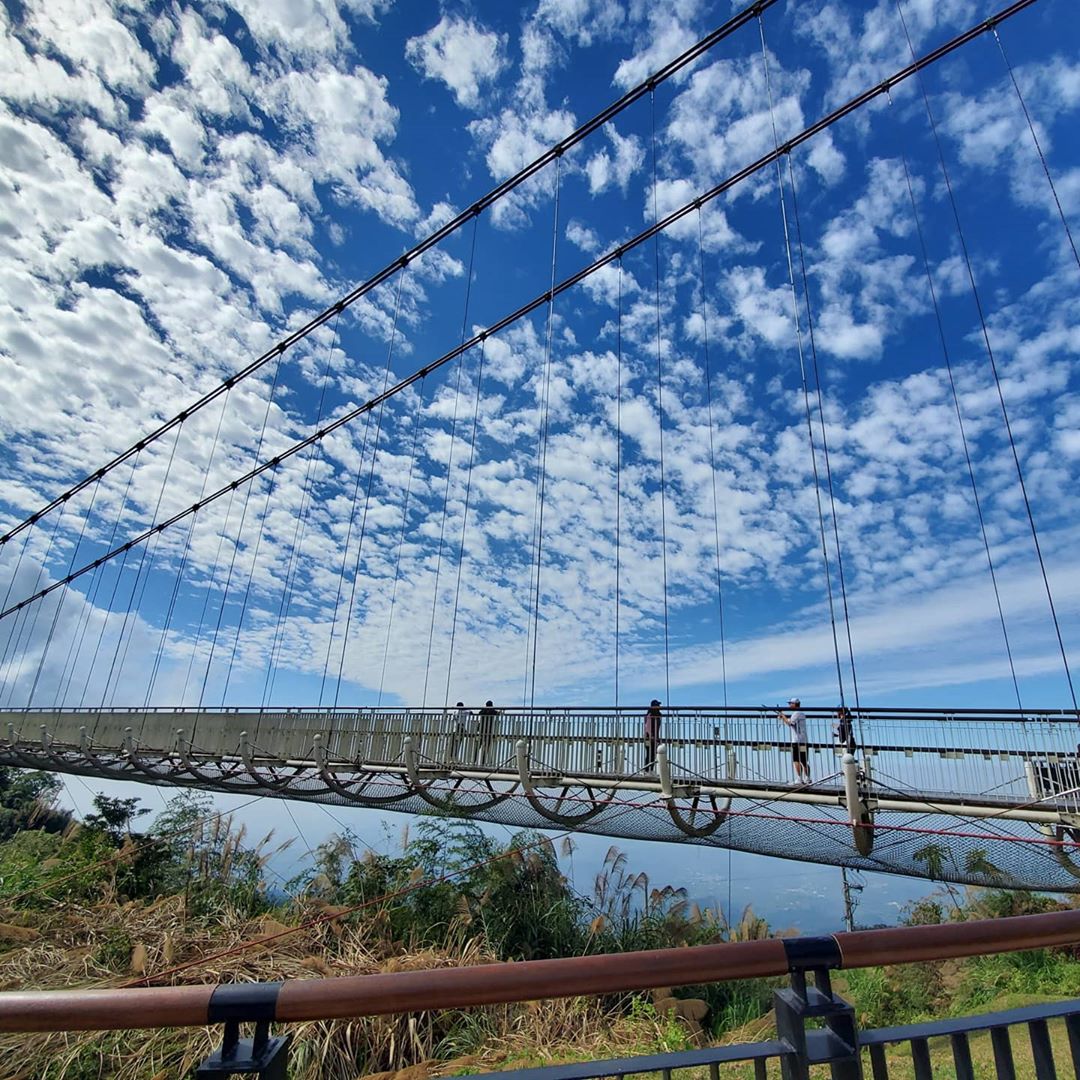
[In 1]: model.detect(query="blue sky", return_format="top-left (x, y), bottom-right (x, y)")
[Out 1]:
top-left (0, 0), bottom-right (1078, 717)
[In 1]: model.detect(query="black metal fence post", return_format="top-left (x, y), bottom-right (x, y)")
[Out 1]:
top-left (775, 937), bottom-right (861, 1080)
top-left (195, 983), bottom-right (291, 1078)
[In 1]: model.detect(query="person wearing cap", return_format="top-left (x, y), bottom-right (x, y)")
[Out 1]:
top-left (778, 697), bottom-right (810, 782)
top-left (478, 699), bottom-right (499, 761)
top-left (644, 699), bottom-right (662, 771)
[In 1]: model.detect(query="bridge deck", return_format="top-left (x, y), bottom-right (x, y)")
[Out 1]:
top-left (6, 705), bottom-right (1080, 893)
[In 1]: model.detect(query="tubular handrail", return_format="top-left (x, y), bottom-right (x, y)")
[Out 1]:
top-left (2, 909), bottom-right (1079, 1033)
top-left (3, 705), bottom-right (1080, 719)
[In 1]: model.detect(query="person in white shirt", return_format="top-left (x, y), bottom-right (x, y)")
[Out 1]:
top-left (778, 697), bottom-right (810, 782)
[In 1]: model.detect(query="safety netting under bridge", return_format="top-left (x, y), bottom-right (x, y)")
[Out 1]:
top-left (6, 704), bottom-right (1080, 892)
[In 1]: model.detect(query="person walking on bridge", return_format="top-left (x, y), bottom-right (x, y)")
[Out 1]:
top-left (778, 697), bottom-right (810, 783)
top-left (644, 699), bottom-right (662, 772)
top-left (450, 701), bottom-right (470, 762)
top-left (477, 700), bottom-right (499, 762)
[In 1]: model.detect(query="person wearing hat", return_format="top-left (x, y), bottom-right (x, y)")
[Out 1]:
top-left (643, 699), bottom-right (662, 771)
top-left (778, 697), bottom-right (810, 782)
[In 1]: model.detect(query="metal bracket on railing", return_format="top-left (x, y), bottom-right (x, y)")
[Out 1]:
top-left (657, 745), bottom-right (673, 798)
top-left (403, 736), bottom-right (420, 787)
top-left (76, 725), bottom-right (103, 768)
top-left (516, 740), bottom-right (536, 796)
top-left (240, 731), bottom-right (256, 776)
top-left (176, 729), bottom-right (195, 771)
top-left (775, 936), bottom-right (860, 1080)
top-left (196, 982), bottom-right (291, 1078)
top-left (842, 753), bottom-right (874, 857)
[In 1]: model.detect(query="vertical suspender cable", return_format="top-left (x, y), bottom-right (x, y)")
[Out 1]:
top-left (759, 14), bottom-right (847, 706)
top-left (78, 456), bottom-right (143, 708)
top-left (0, 517), bottom-right (36, 679)
top-left (261, 313), bottom-right (341, 707)
top-left (320, 269), bottom-right (405, 707)
top-left (784, 155), bottom-right (863, 723)
top-left (896, 0), bottom-right (1077, 714)
top-left (196, 360), bottom-right (282, 708)
top-left (218, 463), bottom-right (280, 706)
top-left (891, 107), bottom-right (1024, 712)
top-left (2, 502), bottom-right (69, 706)
top-left (26, 483), bottom-right (100, 706)
top-left (144, 391), bottom-right (232, 709)
top-left (422, 216), bottom-right (479, 708)
top-left (104, 421), bottom-right (185, 705)
top-left (443, 336), bottom-right (487, 706)
top-left (377, 376), bottom-right (428, 706)
top-left (527, 156), bottom-right (563, 709)
top-left (58, 454), bottom-right (139, 707)
top-left (181, 484), bottom-right (236, 706)
top-left (333, 270), bottom-right (409, 708)
top-left (615, 258), bottom-right (624, 708)
top-left (992, 27), bottom-right (1080, 275)
top-left (696, 208), bottom-right (729, 710)
top-left (650, 89), bottom-right (673, 706)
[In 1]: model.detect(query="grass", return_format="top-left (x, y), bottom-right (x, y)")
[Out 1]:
top-left (2, 797), bottom-right (1079, 1080)
top-left (3, 898), bottom-right (1080, 1079)
top-left (0, 895), bottom-right (697, 1080)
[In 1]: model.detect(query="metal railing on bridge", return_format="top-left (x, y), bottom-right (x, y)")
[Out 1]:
top-left (2, 909), bottom-right (1080, 1078)
top-left (5, 703), bottom-right (1080, 810)
top-left (7, 705), bottom-right (1080, 893)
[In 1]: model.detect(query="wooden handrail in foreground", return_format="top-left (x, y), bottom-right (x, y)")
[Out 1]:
top-left (1, 908), bottom-right (1079, 1033)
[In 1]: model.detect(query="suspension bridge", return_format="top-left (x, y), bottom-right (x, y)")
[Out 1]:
top-left (1, 0), bottom-right (1078, 895)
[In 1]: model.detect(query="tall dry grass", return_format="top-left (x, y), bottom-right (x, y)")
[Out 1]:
top-left (0, 894), bottom-right (684, 1080)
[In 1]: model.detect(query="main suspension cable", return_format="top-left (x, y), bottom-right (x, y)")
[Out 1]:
top-left (0, 0), bottom-right (1042, 629)
top-left (0, 0), bottom-right (781, 557)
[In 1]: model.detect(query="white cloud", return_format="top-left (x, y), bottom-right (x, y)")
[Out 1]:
top-left (405, 15), bottom-right (509, 111)
top-left (585, 126), bottom-right (644, 194)
top-left (230, 0), bottom-right (390, 58)
top-left (612, 18), bottom-right (696, 91)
